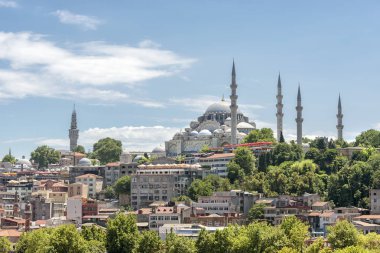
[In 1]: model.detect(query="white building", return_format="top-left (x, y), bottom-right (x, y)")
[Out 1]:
top-left (148, 206), bottom-right (183, 231)
top-left (159, 224), bottom-right (225, 240)
top-left (66, 196), bottom-right (83, 225)
top-left (199, 153), bottom-right (235, 177)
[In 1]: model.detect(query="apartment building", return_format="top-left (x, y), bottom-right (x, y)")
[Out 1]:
top-left (193, 190), bottom-right (260, 215)
top-left (75, 174), bottom-right (103, 198)
top-left (370, 189), bottom-right (380, 214)
top-left (68, 183), bottom-right (88, 198)
top-left (131, 164), bottom-right (202, 209)
top-left (198, 153), bottom-right (235, 177)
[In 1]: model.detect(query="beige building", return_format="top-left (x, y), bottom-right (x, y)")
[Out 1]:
top-left (48, 192), bottom-right (68, 203)
top-left (68, 183), bottom-right (88, 198)
top-left (75, 174), bottom-right (103, 198)
top-left (370, 189), bottom-right (380, 214)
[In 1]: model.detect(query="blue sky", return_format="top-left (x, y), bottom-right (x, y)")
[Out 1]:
top-left (0, 0), bottom-right (380, 158)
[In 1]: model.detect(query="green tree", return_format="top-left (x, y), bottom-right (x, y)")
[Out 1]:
top-left (106, 213), bottom-right (139, 253)
top-left (73, 145), bottom-right (86, 154)
top-left (227, 161), bottom-right (244, 184)
top-left (243, 128), bottom-right (276, 143)
top-left (306, 237), bottom-right (327, 253)
top-left (81, 225), bottom-right (106, 243)
top-left (280, 216), bottom-right (309, 252)
top-left (272, 143), bottom-right (302, 166)
top-left (200, 145), bottom-right (211, 153)
top-left (1, 154), bottom-right (16, 164)
top-left (30, 145), bottom-right (60, 169)
top-left (137, 230), bottom-right (163, 253)
top-left (355, 129), bottom-right (380, 147)
top-left (305, 148), bottom-right (320, 161)
top-left (279, 131), bottom-right (285, 143)
top-left (327, 220), bottom-right (361, 250)
top-left (165, 232), bottom-right (196, 253)
top-left (231, 147), bottom-right (257, 176)
top-left (310, 137), bottom-right (328, 150)
top-left (188, 179), bottom-right (213, 201)
top-left (0, 237), bottom-right (11, 253)
top-left (104, 186), bottom-right (116, 199)
top-left (15, 228), bottom-right (52, 253)
top-left (92, 137), bottom-right (122, 164)
top-left (247, 203), bottom-right (266, 222)
top-left (171, 195), bottom-right (192, 203)
top-left (49, 225), bottom-right (89, 253)
top-left (113, 176), bottom-right (131, 196)
top-left (196, 229), bottom-right (215, 253)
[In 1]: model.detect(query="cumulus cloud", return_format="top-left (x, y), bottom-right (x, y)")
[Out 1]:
top-left (0, 1), bottom-right (17, 8)
top-left (0, 32), bottom-right (195, 106)
top-left (53, 10), bottom-right (103, 30)
top-left (169, 95), bottom-right (264, 113)
top-left (38, 125), bottom-right (178, 152)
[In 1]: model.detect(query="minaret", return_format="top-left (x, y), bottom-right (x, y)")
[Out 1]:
top-left (276, 73), bottom-right (284, 142)
top-left (295, 85), bottom-right (303, 145)
top-left (230, 61), bottom-right (238, 145)
top-left (337, 94), bottom-right (344, 140)
top-left (69, 105), bottom-right (79, 151)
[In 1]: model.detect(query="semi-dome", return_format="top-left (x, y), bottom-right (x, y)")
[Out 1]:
top-left (152, 146), bottom-right (165, 153)
top-left (198, 129), bottom-right (212, 136)
top-left (190, 130), bottom-right (199, 136)
top-left (237, 122), bottom-right (255, 129)
top-left (78, 158), bottom-right (92, 166)
top-left (213, 129), bottom-right (223, 134)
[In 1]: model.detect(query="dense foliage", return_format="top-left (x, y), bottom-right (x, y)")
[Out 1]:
top-left (91, 137), bottom-right (122, 164)
top-left (30, 145), bottom-right (60, 169)
top-left (1, 154), bottom-right (16, 164)
top-left (12, 213), bottom-right (380, 253)
top-left (242, 128), bottom-right (276, 143)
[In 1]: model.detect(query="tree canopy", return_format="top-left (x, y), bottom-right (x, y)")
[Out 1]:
top-left (92, 137), bottom-right (122, 164)
top-left (113, 176), bottom-right (131, 196)
top-left (30, 145), bottom-right (60, 169)
top-left (355, 129), bottom-right (380, 147)
top-left (73, 145), bottom-right (86, 154)
top-left (1, 154), bottom-right (16, 164)
top-left (243, 128), bottom-right (276, 143)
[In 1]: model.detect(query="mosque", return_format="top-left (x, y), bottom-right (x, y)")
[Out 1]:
top-left (165, 61), bottom-right (345, 157)
top-left (165, 62), bottom-right (257, 157)
top-left (67, 61), bottom-right (344, 158)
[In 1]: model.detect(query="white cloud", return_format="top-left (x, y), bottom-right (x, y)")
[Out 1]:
top-left (38, 125), bottom-right (178, 152)
top-left (53, 10), bottom-right (103, 30)
top-left (169, 95), bottom-right (264, 113)
top-left (0, 32), bottom-right (195, 106)
top-left (0, 1), bottom-right (17, 8)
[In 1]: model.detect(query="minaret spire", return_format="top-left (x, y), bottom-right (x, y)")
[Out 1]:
top-left (276, 73), bottom-right (284, 142)
top-left (69, 105), bottom-right (79, 151)
top-left (337, 94), bottom-right (344, 140)
top-left (230, 60), bottom-right (238, 145)
top-left (295, 84), bottom-right (303, 145)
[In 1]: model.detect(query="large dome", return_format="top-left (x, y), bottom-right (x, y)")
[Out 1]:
top-left (16, 159), bottom-right (32, 167)
top-left (152, 146), bottom-right (165, 153)
top-left (78, 158), bottom-right (92, 166)
top-left (205, 100), bottom-right (231, 114)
